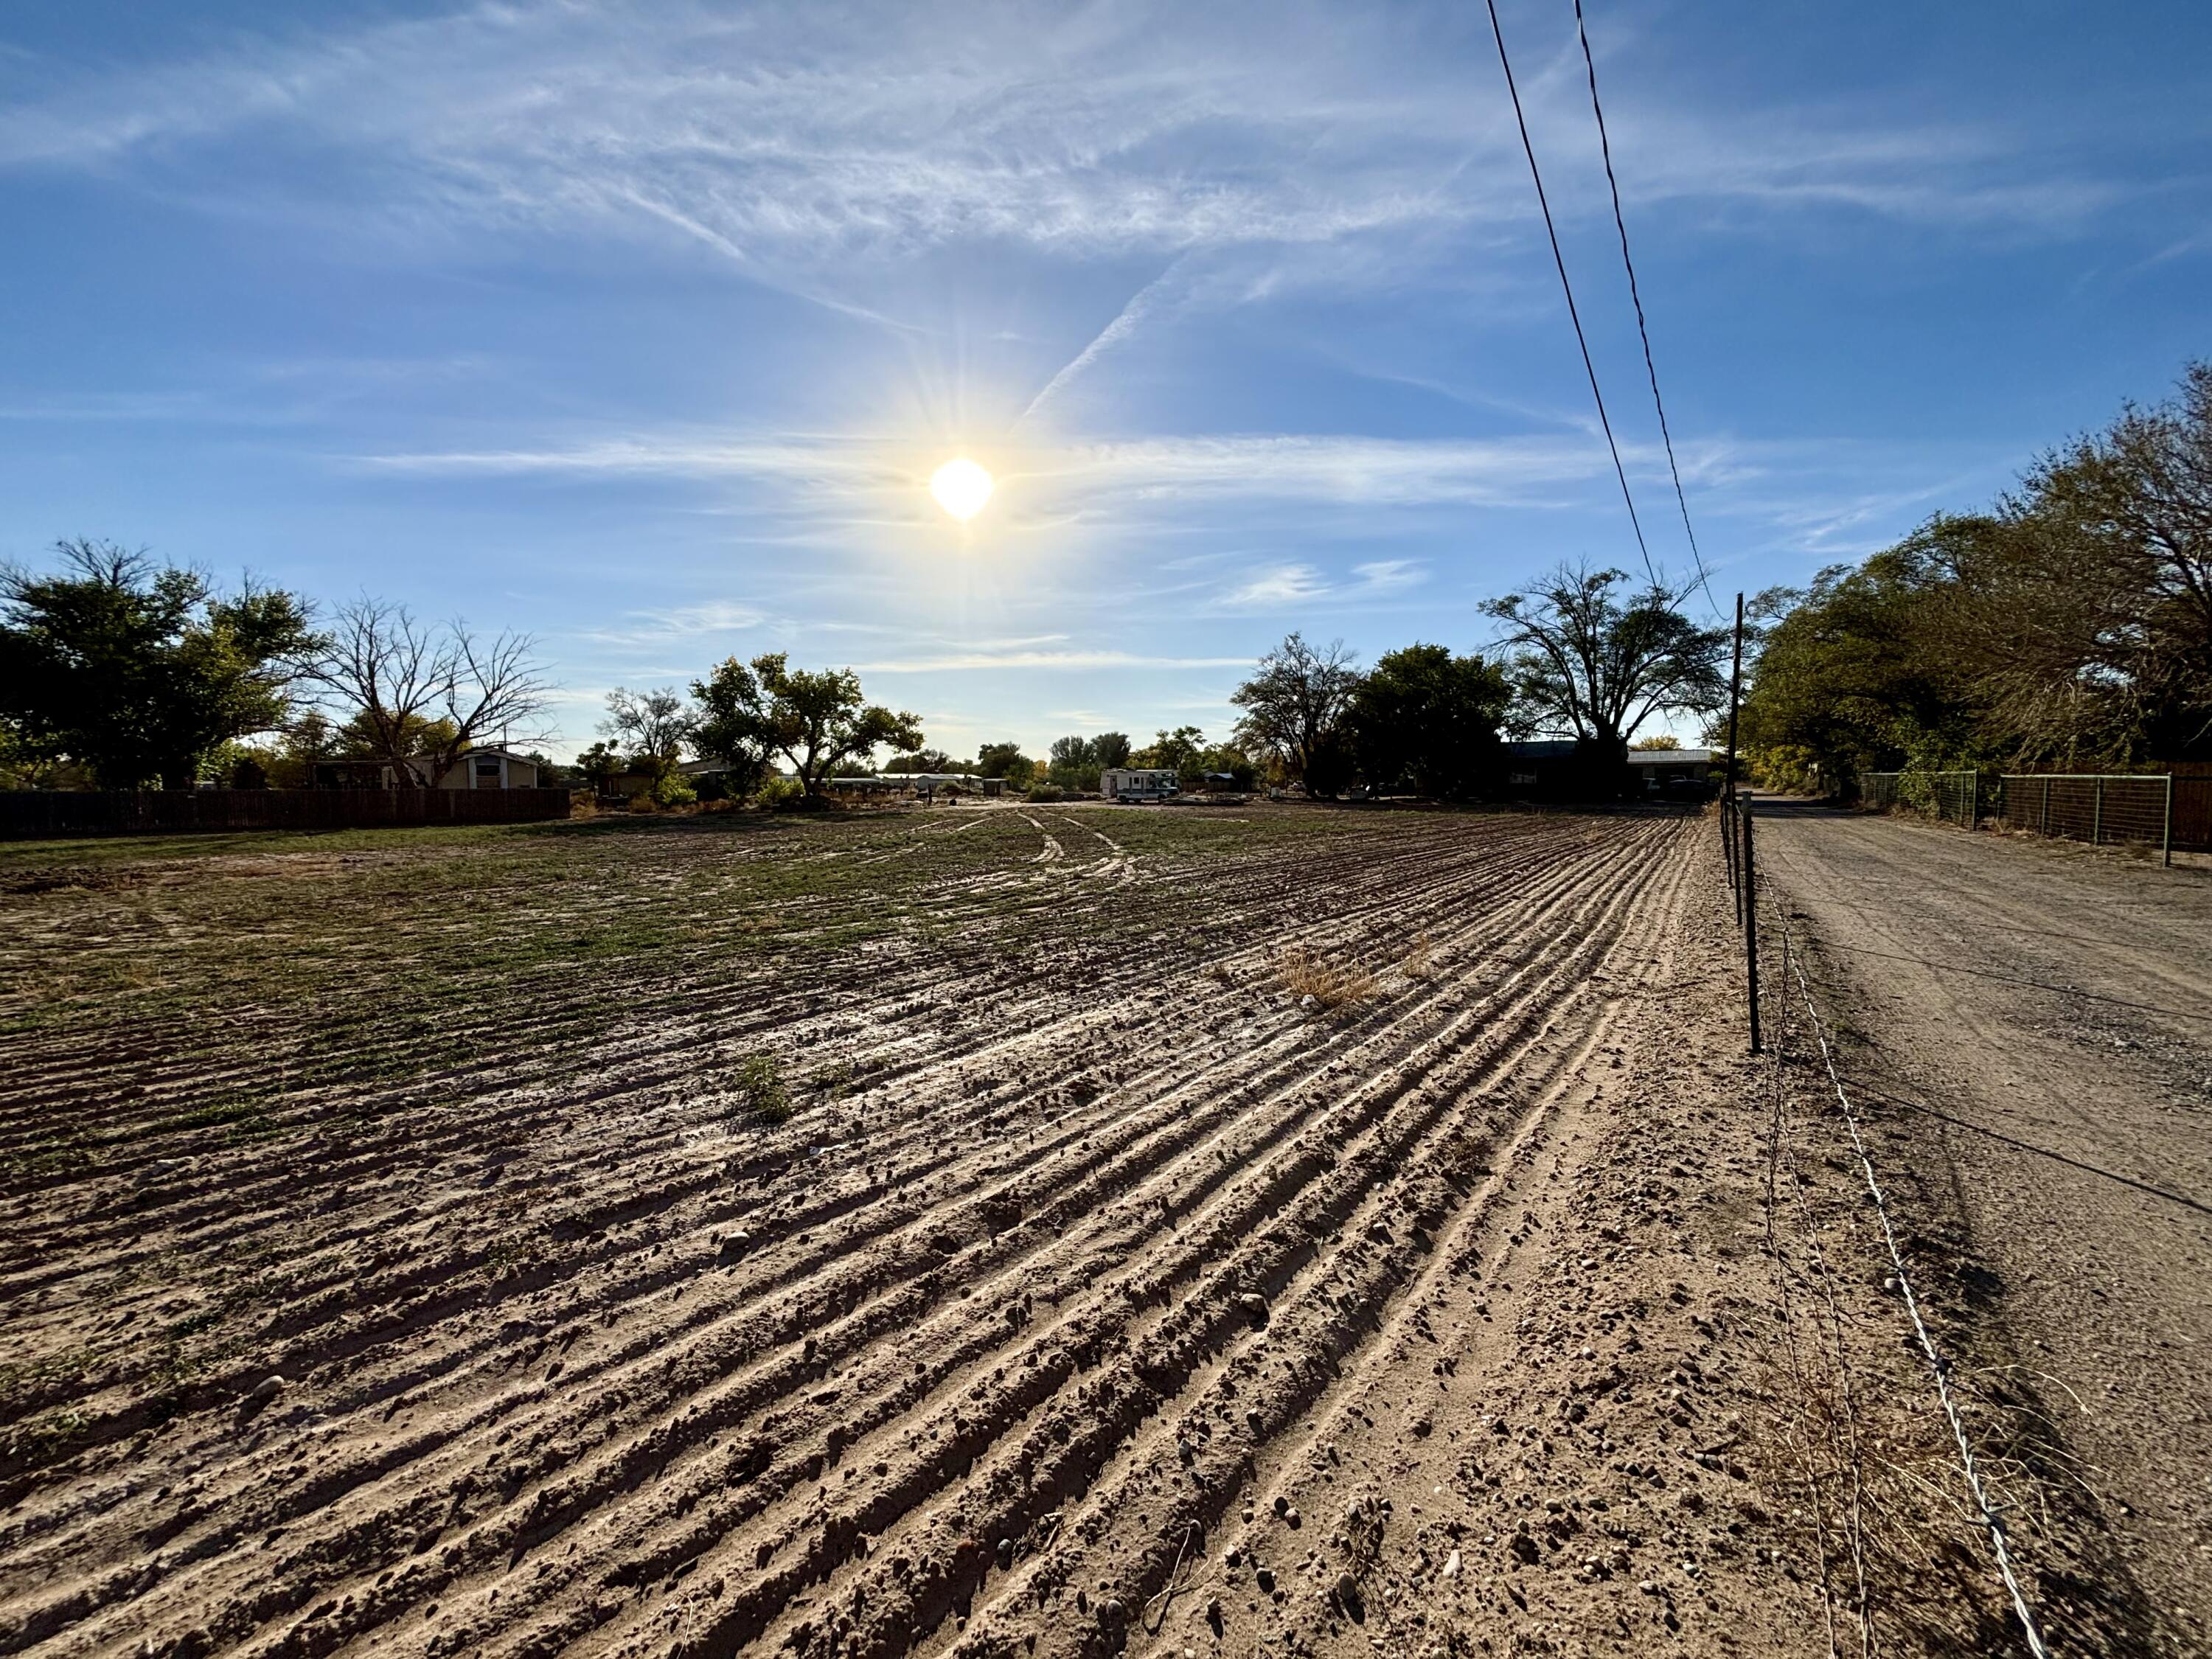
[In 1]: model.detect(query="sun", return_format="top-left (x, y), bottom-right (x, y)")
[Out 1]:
top-left (929, 456), bottom-right (994, 521)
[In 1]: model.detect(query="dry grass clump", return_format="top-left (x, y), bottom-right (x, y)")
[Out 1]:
top-left (1399, 931), bottom-right (1437, 981)
top-left (1276, 945), bottom-right (1378, 1010)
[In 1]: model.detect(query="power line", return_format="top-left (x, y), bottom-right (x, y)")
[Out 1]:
top-left (1571, 0), bottom-right (1721, 619)
top-left (1481, 0), bottom-right (1657, 590)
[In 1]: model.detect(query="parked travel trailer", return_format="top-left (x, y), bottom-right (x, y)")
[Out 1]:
top-left (1100, 767), bottom-right (1180, 803)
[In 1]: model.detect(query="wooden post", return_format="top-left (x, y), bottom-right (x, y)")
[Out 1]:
top-left (1742, 794), bottom-right (1761, 1053)
top-left (2165, 773), bottom-right (2174, 868)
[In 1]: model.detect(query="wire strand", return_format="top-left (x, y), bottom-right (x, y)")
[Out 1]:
top-left (1571, 0), bottom-right (1722, 619)
top-left (1778, 917), bottom-right (2052, 1658)
top-left (1483, 0), bottom-right (1657, 590)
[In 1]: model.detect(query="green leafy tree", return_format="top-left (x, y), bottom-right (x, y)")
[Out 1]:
top-left (1736, 544), bottom-right (1979, 789)
top-left (1346, 643), bottom-right (1511, 799)
top-left (975, 742), bottom-right (1035, 787)
top-left (1135, 725), bottom-right (1207, 778)
top-left (884, 747), bottom-right (956, 773)
top-left (689, 657), bottom-right (776, 795)
top-left (742, 653), bottom-right (922, 793)
top-left (1047, 735), bottom-right (1102, 791)
top-left (1196, 742), bottom-right (1259, 791)
top-left (1484, 565), bottom-right (1727, 757)
top-left (574, 741), bottom-right (626, 790)
top-left (0, 539), bottom-right (320, 788)
top-left (1093, 731), bottom-right (1133, 769)
top-left (1231, 633), bottom-right (1362, 795)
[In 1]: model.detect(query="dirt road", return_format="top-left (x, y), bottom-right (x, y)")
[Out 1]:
top-left (1760, 801), bottom-right (2212, 1654)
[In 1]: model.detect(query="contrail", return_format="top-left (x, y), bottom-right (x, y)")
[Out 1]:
top-left (1018, 260), bottom-right (1183, 424)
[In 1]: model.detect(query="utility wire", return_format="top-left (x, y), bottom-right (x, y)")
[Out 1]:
top-left (1571, 0), bottom-right (1722, 619)
top-left (1482, 0), bottom-right (1657, 590)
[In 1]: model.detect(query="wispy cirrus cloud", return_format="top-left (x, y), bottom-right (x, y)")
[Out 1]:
top-left (0, 0), bottom-right (2142, 293)
top-left (852, 649), bottom-right (1253, 674)
top-left (357, 428), bottom-right (1618, 509)
top-left (1216, 557), bottom-right (1426, 612)
top-left (581, 600), bottom-right (765, 647)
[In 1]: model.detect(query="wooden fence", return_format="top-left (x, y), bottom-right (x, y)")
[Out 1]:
top-left (0, 788), bottom-right (576, 840)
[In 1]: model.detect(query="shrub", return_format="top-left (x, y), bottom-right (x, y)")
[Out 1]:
top-left (754, 776), bottom-right (807, 810)
top-left (730, 1054), bottom-right (790, 1121)
top-left (1024, 783), bottom-right (1065, 803)
top-left (650, 773), bottom-right (698, 808)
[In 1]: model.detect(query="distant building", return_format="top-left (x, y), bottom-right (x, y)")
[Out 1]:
top-left (424, 748), bottom-right (543, 790)
top-left (872, 773), bottom-right (1002, 798)
top-left (1627, 747), bottom-right (1714, 798)
top-left (310, 748), bottom-right (543, 790)
top-left (1101, 767), bottom-right (1179, 802)
top-left (1504, 740), bottom-right (1581, 794)
top-left (1504, 740), bottom-right (1714, 801)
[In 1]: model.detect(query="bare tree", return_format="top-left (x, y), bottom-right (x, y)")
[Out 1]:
top-left (601, 686), bottom-right (694, 789)
top-left (307, 597), bottom-right (552, 787)
top-left (1231, 633), bottom-right (1362, 791)
top-left (1483, 563), bottom-right (1727, 753)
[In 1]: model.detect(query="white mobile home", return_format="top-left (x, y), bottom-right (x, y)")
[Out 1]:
top-left (1101, 767), bottom-right (1179, 803)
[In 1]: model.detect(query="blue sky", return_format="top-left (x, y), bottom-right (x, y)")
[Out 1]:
top-left (3, 1), bottom-right (2208, 760)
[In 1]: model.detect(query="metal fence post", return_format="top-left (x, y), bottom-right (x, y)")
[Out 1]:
top-left (1742, 799), bottom-right (1761, 1054)
top-left (2042, 776), bottom-right (2051, 836)
top-left (2093, 776), bottom-right (2103, 846)
top-left (2166, 774), bottom-right (2174, 868)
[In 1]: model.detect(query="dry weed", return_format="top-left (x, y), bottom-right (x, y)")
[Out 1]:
top-left (1399, 931), bottom-right (1436, 980)
top-left (1276, 945), bottom-right (1378, 1010)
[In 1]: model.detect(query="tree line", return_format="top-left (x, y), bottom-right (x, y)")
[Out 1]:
top-left (1739, 360), bottom-right (2212, 790)
top-left (1, 549), bottom-right (1736, 802)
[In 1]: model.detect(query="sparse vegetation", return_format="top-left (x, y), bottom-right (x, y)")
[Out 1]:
top-left (730, 1053), bottom-right (792, 1121)
top-left (1275, 943), bottom-right (1379, 1010)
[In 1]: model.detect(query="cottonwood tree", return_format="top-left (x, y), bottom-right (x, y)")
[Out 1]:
top-left (696, 653), bottom-right (921, 794)
top-left (1942, 361), bottom-right (2212, 759)
top-left (601, 686), bottom-right (693, 790)
top-left (689, 657), bottom-right (776, 795)
top-left (1092, 731), bottom-right (1133, 768)
top-left (975, 742), bottom-right (1034, 787)
top-left (1346, 643), bottom-right (1511, 799)
top-left (1483, 565), bottom-right (1727, 756)
top-left (307, 597), bottom-right (552, 787)
top-left (883, 746), bottom-right (956, 773)
top-left (0, 539), bottom-right (319, 788)
top-left (1231, 633), bottom-right (1362, 794)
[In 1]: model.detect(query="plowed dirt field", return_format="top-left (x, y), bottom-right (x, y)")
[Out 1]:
top-left (5, 804), bottom-right (1878, 1658)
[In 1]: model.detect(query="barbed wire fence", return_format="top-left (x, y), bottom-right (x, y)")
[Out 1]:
top-left (1723, 787), bottom-right (2053, 1653)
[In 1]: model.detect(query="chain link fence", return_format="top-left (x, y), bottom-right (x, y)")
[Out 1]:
top-left (1860, 771), bottom-right (1978, 829)
top-left (1856, 770), bottom-right (2206, 865)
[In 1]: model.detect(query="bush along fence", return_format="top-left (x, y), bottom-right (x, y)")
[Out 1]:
top-left (0, 787), bottom-right (577, 839)
top-left (1860, 769), bottom-right (1978, 829)
top-left (1857, 770), bottom-right (2210, 864)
